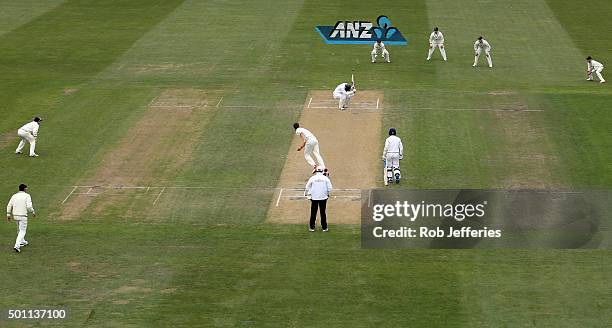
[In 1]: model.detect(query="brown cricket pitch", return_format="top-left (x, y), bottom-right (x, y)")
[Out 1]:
top-left (267, 90), bottom-right (383, 225)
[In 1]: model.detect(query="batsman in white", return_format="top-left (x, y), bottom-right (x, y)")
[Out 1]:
top-left (6, 184), bottom-right (36, 253)
top-left (293, 123), bottom-right (326, 170)
top-left (371, 40), bottom-right (390, 63)
top-left (332, 82), bottom-right (356, 110)
top-left (382, 128), bottom-right (403, 185)
top-left (473, 36), bottom-right (493, 68)
top-left (15, 117), bottom-right (41, 157)
top-left (427, 27), bottom-right (447, 61)
top-left (586, 56), bottom-right (606, 83)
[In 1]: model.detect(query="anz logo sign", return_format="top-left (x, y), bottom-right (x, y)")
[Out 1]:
top-left (316, 16), bottom-right (407, 45)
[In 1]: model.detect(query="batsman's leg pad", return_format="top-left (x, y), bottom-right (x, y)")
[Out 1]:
top-left (393, 167), bottom-right (401, 183)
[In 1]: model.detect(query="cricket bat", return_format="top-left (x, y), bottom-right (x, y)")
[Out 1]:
top-left (351, 73), bottom-right (356, 91)
top-left (383, 159), bottom-right (388, 186)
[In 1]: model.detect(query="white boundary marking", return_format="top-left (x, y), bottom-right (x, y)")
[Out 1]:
top-left (215, 96), bottom-right (223, 108)
top-left (307, 97), bottom-right (312, 108)
top-left (153, 187), bottom-right (166, 205)
top-left (275, 188), bottom-right (284, 207)
top-left (61, 186), bottom-right (78, 204)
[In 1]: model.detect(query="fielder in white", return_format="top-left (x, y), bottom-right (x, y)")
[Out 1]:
top-left (371, 40), bottom-right (390, 63)
top-left (473, 36), bottom-right (493, 68)
top-left (6, 184), bottom-right (36, 253)
top-left (15, 117), bottom-right (42, 157)
top-left (382, 128), bottom-right (403, 185)
top-left (332, 82), bottom-right (356, 110)
top-left (586, 56), bottom-right (606, 83)
top-left (427, 27), bottom-right (447, 61)
top-left (293, 123), bottom-right (326, 170)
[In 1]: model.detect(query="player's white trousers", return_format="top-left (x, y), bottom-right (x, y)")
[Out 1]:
top-left (474, 49), bottom-right (492, 67)
top-left (304, 139), bottom-right (325, 168)
top-left (590, 67), bottom-right (605, 82)
top-left (385, 153), bottom-right (400, 168)
top-left (16, 129), bottom-right (36, 155)
top-left (14, 219), bottom-right (27, 248)
top-left (333, 91), bottom-right (354, 109)
top-left (427, 43), bottom-right (447, 60)
top-left (371, 49), bottom-right (390, 62)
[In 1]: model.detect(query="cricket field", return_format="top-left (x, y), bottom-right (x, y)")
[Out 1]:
top-left (1, 0), bottom-right (611, 326)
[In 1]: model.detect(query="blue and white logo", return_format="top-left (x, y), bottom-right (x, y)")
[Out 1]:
top-left (316, 16), bottom-right (407, 45)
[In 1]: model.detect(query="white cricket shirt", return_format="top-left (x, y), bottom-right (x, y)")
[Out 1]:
top-left (474, 39), bottom-right (491, 50)
top-left (305, 173), bottom-right (333, 201)
top-left (7, 191), bottom-right (35, 219)
top-left (383, 135), bottom-right (404, 156)
top-left (295, 127), bottom-right (316, 142)
top-left (429, 31), bottom-right (444, 43)
top-left (373, 42), bottom-right (386, 51)
top-left (19, 121), bottom-right (40, 137)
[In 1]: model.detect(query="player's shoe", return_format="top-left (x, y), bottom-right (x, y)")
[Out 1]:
top-left (371, 59), bottom-right (375, 63)
top-left (600, 80), bottom-right (606, 84)
top-left (309, 228), bottom-right (315, 232)
top-left (20, 240), bottom-right (28, 247)
top-left (15, 151), bottom-right (22, 155)
top-left (322, 228), bottom-right (329, 232)
top-left (14, 247), bottom-right (20, 253)
top-left (472, 64), bottom-right (477, 67)
top-left (30, 153), bottom-right (39, 157)
top-left (395, 173), bottom-right (401, 184)
top-left (386, 60), bottom-right (391, 63)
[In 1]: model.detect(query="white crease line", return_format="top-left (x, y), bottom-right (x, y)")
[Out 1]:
top-left (283, 188), bottom-right (361, 192)
top-left (216, 96), bottom-right (223, 108)
top-left (275, 188), bottom-right (284, 207)
top-left (61, 186), bottom-right (78, 204)
top-left (150, 105), bottom-right (197, 108)
top-left (222, 105), bottom-right (258, 108)
top-left (153, 187), bottom-right (166, 205)
top-left (376, 98), bottom-right (379, 110)
top-left (86, 187), bottom-right (93, 194)
top-left (368, 189), bottom-right (373, 208)
top-left (308, 106), bottom-right (377, 110)
top-left (284, 195), bottom-right (360, 199)
top-left (307, 97), bottom-right (312, 108)
top-left (147, 95), bottom-right (159, 107)
top-left (311, 102), bottom-right (375, 106)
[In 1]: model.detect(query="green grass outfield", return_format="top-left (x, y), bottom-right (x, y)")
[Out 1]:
top-left (1, 0), bottom-right (611, 326)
